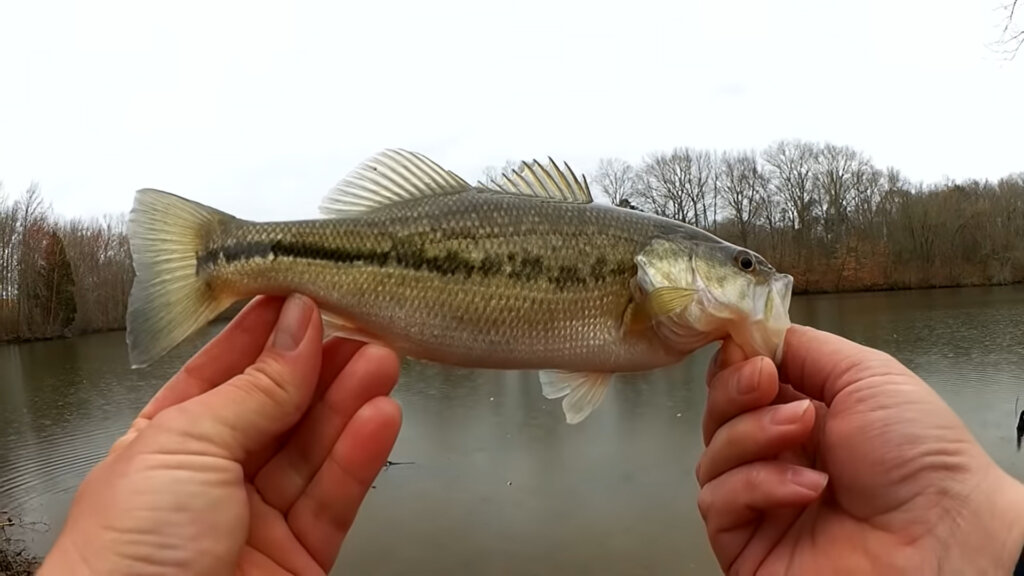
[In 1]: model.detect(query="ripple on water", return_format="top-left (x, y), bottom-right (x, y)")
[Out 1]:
top-left (0, 416), bottom-right (128, 508)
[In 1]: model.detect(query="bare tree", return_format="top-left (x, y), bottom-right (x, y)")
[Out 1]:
top-left (678, 148), bottom-right (716, 229)
top-left (997, 0), bottom-right (1023, 58)
top-left (634, 151), bottom-right (692, 222)
top-left (3, 138), bottom-right (1024, 342)
top-left (479, 159), bottom-right (522, 187)
top-left (717, 150), bottom-right (767, 245)
top-left (633, 148), bottom-right (717, 226)
top-left (591, 157), bottom-right (637, 207)
top-left (762, 140), bottom-right (819, 235)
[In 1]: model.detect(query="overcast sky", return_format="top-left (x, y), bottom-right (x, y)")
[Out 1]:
top-left (1, 0), bottom-right (1021, 222)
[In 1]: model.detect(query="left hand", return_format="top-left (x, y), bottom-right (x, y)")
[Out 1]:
top-left (38, 294), bottom-right (403, 575)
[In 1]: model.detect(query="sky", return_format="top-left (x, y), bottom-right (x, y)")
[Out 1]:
top-left (0, 0), bottom-right (1021, 222)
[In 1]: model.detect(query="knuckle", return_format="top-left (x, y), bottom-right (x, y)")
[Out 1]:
top-left (742, 464), bottom-right (768, 493)
top-left (696, 488), bottom-right (714, 521)
top-left (241, 357), bottom-right (297, 407)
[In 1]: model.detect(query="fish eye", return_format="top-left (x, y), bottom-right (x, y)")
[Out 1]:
top-left (735, 251), bottom-right (756, 272)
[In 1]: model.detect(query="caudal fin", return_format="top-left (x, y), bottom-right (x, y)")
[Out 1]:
top-left (126, 188), bottom-right (236, 368)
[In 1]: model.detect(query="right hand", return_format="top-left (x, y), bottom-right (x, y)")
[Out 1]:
top-left (696, 324), bottom-right (1024, 575)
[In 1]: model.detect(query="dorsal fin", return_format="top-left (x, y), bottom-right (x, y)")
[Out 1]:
top-left (480, 157), bottom-right (593, 204)
top-left (319, 149), bottom-right (472, 216)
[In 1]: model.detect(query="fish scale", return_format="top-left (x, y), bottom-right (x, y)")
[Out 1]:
top-left (125, 148), bottom-right (793, 423)
top-left (204, 195), bottom-right (673, 371)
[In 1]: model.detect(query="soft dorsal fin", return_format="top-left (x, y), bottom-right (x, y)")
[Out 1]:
top-left (480, 158), bottom-right (593, 204)
top-left (319, 149), bottom-right (472, 216)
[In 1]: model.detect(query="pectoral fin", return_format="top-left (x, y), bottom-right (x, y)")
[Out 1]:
top-left (539, 370), bottom-right (614, 424)
top-left (648, 286), bottom-right (698, 317)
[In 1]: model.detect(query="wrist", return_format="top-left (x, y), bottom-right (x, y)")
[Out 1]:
top-left (940, 466), bottom-right (1024, 575)
top-left (38, 537), bottom-right (96, 576)
top-left (985, 471), bottom-right (1024, 575)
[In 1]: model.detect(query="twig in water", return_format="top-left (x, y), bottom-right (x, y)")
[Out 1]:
top-left (383, 460), bottom-right (415, 469)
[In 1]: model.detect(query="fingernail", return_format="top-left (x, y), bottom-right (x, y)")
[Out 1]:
top-left (787, 466), bottom-right (828, 493)
top-left (273, 294), bottom-right (312, 351)
top-left (769, 399), bottom-right (810, 425)
top-left (731, 370), bottom-right (758, 396)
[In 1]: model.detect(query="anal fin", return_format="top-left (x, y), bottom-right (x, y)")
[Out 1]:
top-left (539, 370), bottom-right (614, 424)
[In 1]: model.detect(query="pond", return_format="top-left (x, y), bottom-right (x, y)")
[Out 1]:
top-left (2, 285), bottom-right (1023, 574)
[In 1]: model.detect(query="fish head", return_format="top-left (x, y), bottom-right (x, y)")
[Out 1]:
top-left (635, 236), bottom-right (794, 364)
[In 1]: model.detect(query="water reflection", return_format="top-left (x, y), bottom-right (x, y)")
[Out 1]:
top-left (0, 285), bottom-right (1022, 574)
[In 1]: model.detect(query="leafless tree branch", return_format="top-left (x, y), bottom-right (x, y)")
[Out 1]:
top-left (996, 0), bottom-right (1024, 59)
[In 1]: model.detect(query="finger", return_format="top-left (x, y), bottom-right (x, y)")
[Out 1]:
top-left (697, 399), bottom-right (815, 486)
top-left (254, 343), bottom-right (401, 512)
top-left (236, 547), bottom-right (289, 575)
top-left (778, 324), bottom-right (903, 405)
top-left (139, 296), bottom-right (285, 419)
top-left (288, 396), bottom-right (402, 571)
top-left (697, 461), bottom-right (828, 568)
top-left (164, 293), bottom-right (324, 462)
top-left (705, 338), bottom-right (750, 387)
top-left (242, 336), bottom-right (373, 476)
top-left (313, 336), bottom-right (371, 403)
top-left (244, 485), bottom-right (321, 576)
top-left (724, 508), bottom-right (804, 576)
top-left (702, 356), bottom-right (780, 445)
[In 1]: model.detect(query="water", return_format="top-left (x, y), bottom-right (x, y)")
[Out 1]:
top-left (2, 285), bottom-right (1023, 574)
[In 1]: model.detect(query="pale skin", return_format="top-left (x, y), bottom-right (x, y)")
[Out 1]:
top-left (38, 293), bottom-right (403, 575)
top-left (35, 294), bottom-right (1024, 575)
top-left (697, 324), bottom-right (1024, 575)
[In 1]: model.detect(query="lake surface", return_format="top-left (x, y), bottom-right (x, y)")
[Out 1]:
top-left (2, 285), bottom-right (1024, 574)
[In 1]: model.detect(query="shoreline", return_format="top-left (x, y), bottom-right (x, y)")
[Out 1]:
top-left (1, 282), bottom-right (1020, 346)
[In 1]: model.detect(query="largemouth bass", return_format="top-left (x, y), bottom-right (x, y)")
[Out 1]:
top-left (126, 149), bottom-right (793, 423)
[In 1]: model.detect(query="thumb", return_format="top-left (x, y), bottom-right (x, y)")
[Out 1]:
top-left (179, 293), bottom-right (324, 462)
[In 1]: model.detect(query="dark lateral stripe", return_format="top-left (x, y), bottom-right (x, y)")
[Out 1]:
top-left (197, 240), bottom-right (634, 288)
top-left (196, 241), bottom-right (273, 272)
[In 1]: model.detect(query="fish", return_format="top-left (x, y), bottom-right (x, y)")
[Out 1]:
top-left (125, 149), bottom-right (794, 424)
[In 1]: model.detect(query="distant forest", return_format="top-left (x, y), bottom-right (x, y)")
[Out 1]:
top-left (2, 138), bottom-right (1022, 342)
top-left (566, 140), bottom-right (1024, 295)
top-left (0, 184), bottom-right (132, 342)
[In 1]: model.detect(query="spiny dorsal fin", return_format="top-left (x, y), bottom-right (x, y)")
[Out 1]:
top-left (480, 157), bottom-right (593, 204)
top-left (319, 149), bottom-right (472, 216)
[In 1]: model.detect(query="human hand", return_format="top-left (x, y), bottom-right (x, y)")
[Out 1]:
top-left (38, 294), bottom-right (403, 575)
top-left (696, 324), bottom-right (1024, 575)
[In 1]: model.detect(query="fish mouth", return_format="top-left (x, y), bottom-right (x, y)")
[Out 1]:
top-left (763, 273), bottom-right (794, 363)
top-left (734, 273), bottom-right (794, 364)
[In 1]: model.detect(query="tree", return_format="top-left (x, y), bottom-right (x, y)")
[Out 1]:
top-left (33, 228), bottom-right (77, 335)
top-left (762, 140), bottom-right (819, 235)
top-left (633, 148), bottom-right (717, 226)
top-left (717, 150), bottom-right (767, 246)
top-left (997, 0), bottom-right (1023, 58)
top-left (479, 159), bottom-right (522, 186)
top-left (591, 158), bottom-right (637, 206)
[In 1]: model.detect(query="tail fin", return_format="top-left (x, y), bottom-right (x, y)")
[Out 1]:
top-left (126, 188), bottom-right (236, 368)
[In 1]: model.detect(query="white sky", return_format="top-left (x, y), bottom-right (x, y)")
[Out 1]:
top-left (0, 0), bottom-right (1021, 222)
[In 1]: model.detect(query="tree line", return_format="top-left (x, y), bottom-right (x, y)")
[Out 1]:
top-left (0, 183), bottom-right (132, 341)
top-left (577, 139), bottom-right (1024, 293)
top-left (1, 138), bottom-right (1022, 342)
